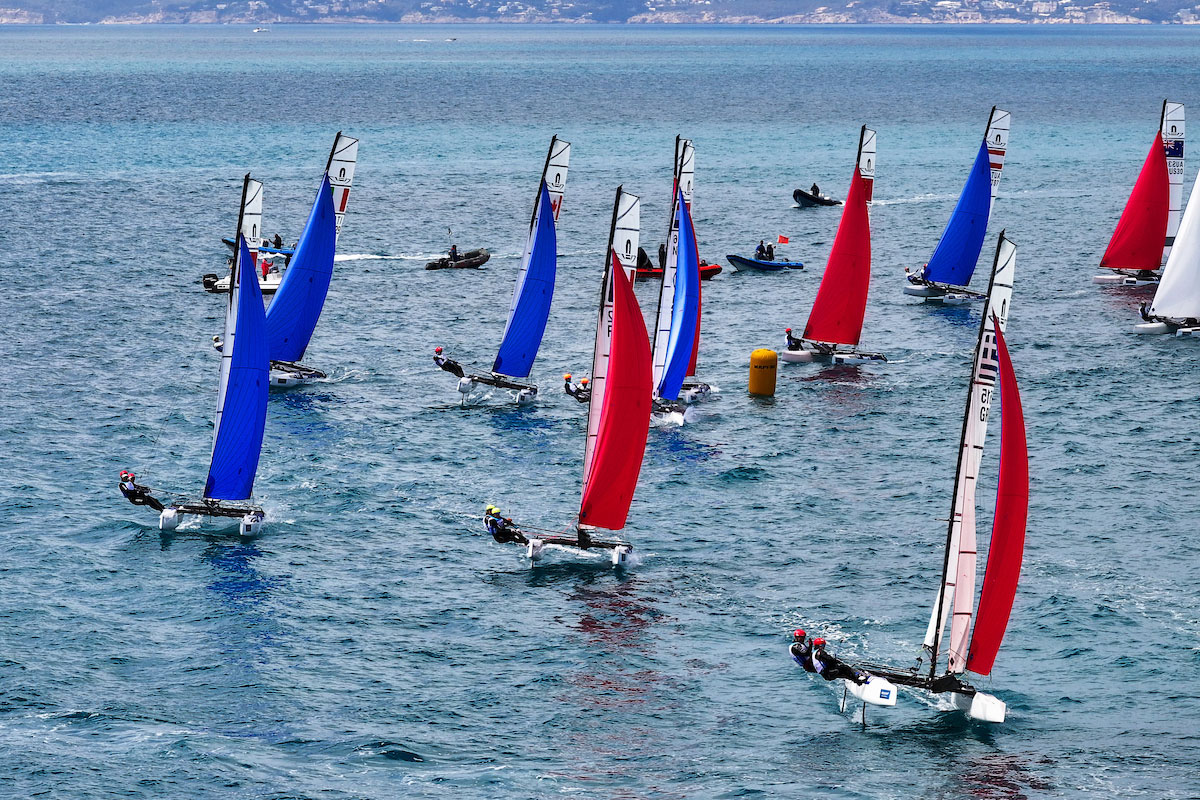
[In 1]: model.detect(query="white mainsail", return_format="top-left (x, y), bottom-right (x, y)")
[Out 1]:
top-left (923, 232), bottom-right (1017, 674)
top-left (326, 132), bottom-right (359, 241)
top-left (215, 176), bottom-right (261, 453)
top-left (984, 107), bottom-right (1011, 215)
top-left (652, 137), bottom-right (694, 390)
top-left (1150, 169), bottom-right (1200, 320)
top-left (1162, 101), bottom-right (1185, 265)
top-left (545, 136), bottom-right (571, 222)
top-left (582, 189), bottom-right (640, 493)
top-left (857, 126), bottom-right (877, 205)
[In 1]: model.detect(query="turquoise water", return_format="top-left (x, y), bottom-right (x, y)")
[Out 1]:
top-left (2, 23), bottom-right (1200, 798)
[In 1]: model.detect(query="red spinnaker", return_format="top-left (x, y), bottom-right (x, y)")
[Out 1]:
top-left (579, 255), bottom-right (652, 531)
top-left (803, 169), bottom-right (871, 346)
top-left (1099, 132), bottom-right (1169, 271)
top-left (966, 320), bottom-right (1029, 676)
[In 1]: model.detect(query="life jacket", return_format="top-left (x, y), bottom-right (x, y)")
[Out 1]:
top-left (792, 642), bottom-right (816, 672)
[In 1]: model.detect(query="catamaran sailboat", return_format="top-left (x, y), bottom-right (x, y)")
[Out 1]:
top-left (1094, 101), bottom-right (1185, 287)
top-left (121, 176), bottom-right (270, 536)
top-left (904, 107), bottom-right (1010, 305)
top-left (494, 188), bottom-right (651, 568)
top-left (780, 127), bottom-right (885, 365)
top-left (651, 137), bottom-right (708, 413)
top-left (205, 131), bottom-right (359, 295)
top-left (811, 234), bottom-right (1028, 723)
top-left (435, 136), bottom-right (570, 404)
top-left (1133, 159), bottom-right (1200, 335)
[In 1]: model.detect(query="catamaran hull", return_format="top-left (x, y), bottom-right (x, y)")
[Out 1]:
top-left (779, 349), bottom-right (886, 365)
top-left (1092, 273), bottom-right (1159, 286)
top-left (951, 690), bottom-right (1006, 722)
top-left (903, 281), bottom-right (982, 304)
top-left (270, 361), bottom-right (327, 388)
top-left (525, 536), bottom-right (633, 567)
top-left (845, 676), bottom-right (898, 707)
top-left (1132, 322), bottom-right (1175, 335)
top-left (158, 504), bottom-right (264, 536)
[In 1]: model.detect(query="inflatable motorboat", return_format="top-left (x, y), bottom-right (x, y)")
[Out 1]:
top-left (727, 253), bottom-right (803, 272)
top-left (635, 245), bottom-right (721, 281)
top-left (793, 188), bottom-right (841, 207)
top-left (203, 268), bottom-right (283, 294)
top-left (425, 248), bottom-right (490, 270)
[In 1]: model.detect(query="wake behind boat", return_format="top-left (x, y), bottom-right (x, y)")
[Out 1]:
top-left (781, 126), bottom-right (884, 365)
top-left (121, 176), bottom-right (270, 536)
top-left (488, 187), bottom-right (651, 568)
top-left (904, 107), bottom-right (1010, 304)
top-left (436, 136), bottom-right (569, 403)
top-left (797, 234), bottom-right (1027, 724)
top-left (1093, 100), bottom-right (1185, 287)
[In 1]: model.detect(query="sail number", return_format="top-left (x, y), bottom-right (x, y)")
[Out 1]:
top-left (978, 387), bottom-right (994, 421)
top-left (1169, 161), bottom-right (1185, 175)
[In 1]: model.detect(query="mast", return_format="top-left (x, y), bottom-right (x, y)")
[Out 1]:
top-left (927, 231), bottom-right (1016, 678)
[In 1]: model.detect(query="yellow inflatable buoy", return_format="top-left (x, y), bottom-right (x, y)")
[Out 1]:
top-left (748, 348), bottom-right (778, 396)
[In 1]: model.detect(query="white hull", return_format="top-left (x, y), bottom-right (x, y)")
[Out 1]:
top-left (779, 348), bottom-right (886, 365)
top-left (270, 361), bottom-right (327, 388)
top-left (1092, 273), bottom-right (1159, 286)
top-left (845, 675), bottom-right (898, 707)
top-left (951, 690), bottom-right (1006, 722)
top-left (456, 376), bottom-right (537, 405)
top-left (1132, 322), bottom-right (1173, 335)
top-left (159, 506), bottom-right (264, 536)
top-left (526, 537), bottom-right (633, 567)
top-left (207, 271), bottom-right (283, 295)
top-left (903, 281), bottom-right (981, 304)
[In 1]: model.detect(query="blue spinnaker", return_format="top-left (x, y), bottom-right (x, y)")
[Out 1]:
top-left (265, 174), bottom-right (336, 363)
top-left (206, 236), bottom-right (269, 501)
top-left (922, 140), bottom-right (993, 288)
top-left (493, 181), bottom-right (557, 378)
top-left (657, 188), bottom-right (700, 401)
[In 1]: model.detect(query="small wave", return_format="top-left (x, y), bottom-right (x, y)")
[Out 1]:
top-left (873, 193), bottom-right (958, 206)
top-left (335, 253), bottom-right (426, 262)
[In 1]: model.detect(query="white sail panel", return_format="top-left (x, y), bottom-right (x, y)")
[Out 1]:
top-left (1151, 170), bottom-right (1200, 319)
top-left (857, 127), bottom-right (877, 205)
top-left (652, 137), bottom-right (693, 389)
top-left (984, 107), bottom-right (1011, 215)
top-left (545, 137), bottom-right (571, 221)
top-left (241, 177), bottom-right (263, 264)
top-left (325, 133), bottom-right (359, 241)
top-left (582, 190), bottom-right (640, 496)
top-left (1162, 101), bottom-right (1185, 265)
top-left (923, 233), bottom-right (1016, 674)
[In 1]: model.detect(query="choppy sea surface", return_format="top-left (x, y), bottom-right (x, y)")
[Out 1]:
top-left (2, 23), bottom-right (1199, 798)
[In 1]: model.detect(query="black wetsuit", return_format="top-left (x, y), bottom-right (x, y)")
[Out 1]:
top-left (434, 355), bottom-right (465, 378)
top-left (448, 246), bottom-right (459, 263)
top-left (785, 331), bottom-right (803, 352)
top-left (755, 245), bottom-right (768, 260)
top-left (120, 481), bottom-right (163, 512)
top-left (790, 641), bottom-right (816, 672)
top-left (810, 183), bottom-right (820, 196)
top-left (485, 514), bottom-right (527, 545)
top-left (273, 234), bottom-right (283, 249)
top-left (564, 380), bottom-right (591, 403)
top-left (813, 648), bottom-right (867, 684)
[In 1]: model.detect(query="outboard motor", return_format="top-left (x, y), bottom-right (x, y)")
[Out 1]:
top-left (202, 273), bottom-right (219, 291)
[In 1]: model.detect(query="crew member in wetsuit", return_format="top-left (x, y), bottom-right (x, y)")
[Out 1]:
top-left (658, 241), bottom-right (668, 270)
top-left (907, 263), bottom-right (928, 284)
top-left (433, 346), bottom-right (464, 378)
top-left (755, 240), bottom-right (768, 260)
top-left (790, 629), bottom-right (816, 672)
top-left (812, 638), bottom-right (868, 685)
top-left (119, 470), bottom-right (163, 512)
top-left (810, 182), bottom-right (820, 196)
top-left (1139, 301), bottom-right (1153, 322)
top-left (484, 505), bottom-right (527, 545)
top-left (563, 373), bottom-right (591, 403)
top-left (784, 327), bottom-right (803, 352)
top-left (448, 244), bottom-right (459, 264)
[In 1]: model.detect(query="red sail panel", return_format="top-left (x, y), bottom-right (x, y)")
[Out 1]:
top-left (579, 256), bottom-right (652, 531)
top-left (966, 320), bottom-right (1029, 676)
top-left (1099, 133), bottom-right (1170, 271)
top-left (803, 169), bottom-right (871, 346)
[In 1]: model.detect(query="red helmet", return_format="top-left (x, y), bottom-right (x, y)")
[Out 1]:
top-left (434, 346), bottom-right (443, 355)
top-left (793, 629), bottom-right (806, 640)
top-left (785, 327), bottom-right (792, 333)
top-left (813, 638), bottom-right (826, 648)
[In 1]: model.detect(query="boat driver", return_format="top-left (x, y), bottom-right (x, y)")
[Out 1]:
top-left (812, 638), bottom-right (869, 685)
top-left (810, 182), bottom-right (820, 196)
top-left (790, 629), bottom-right (816, 672)
top-left (563, 373), bottom-right (591, 403)
top-left (484, 505), bottom-right (527, 545)
top-left (755, 240), bottom-right (768, 260)
top-left (119, 470), bottom-right (163, 512)
top-left (448, 244), bottom-right (459, 263)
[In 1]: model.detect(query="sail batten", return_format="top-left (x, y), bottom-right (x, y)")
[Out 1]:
top-left (803, 167), bottom-right (871, 346)
top-left (965, 320), bottom-right (1029, 676)
top-left (265, 174), bottom-right (337, 363)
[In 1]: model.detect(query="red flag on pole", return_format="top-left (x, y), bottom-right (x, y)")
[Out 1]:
top-left (777, 235), bottom-right (789, 244)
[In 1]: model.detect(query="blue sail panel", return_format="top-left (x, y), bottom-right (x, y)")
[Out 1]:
top-left (493, 182), bottom-right (557, 378)
top-left (656, 189), bottom-right (700, 401)
top-left (922, 141), bottom-right (993, 288)
top-left (206, 237), bottom-right (269, 501)
top-left (265, 174), bottom-right (337, 363)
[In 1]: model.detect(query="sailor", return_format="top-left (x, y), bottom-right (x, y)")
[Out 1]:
top-left (790, 629), bottom-right (816, 672)
top-left (118, 470), bottom-right (163, 512)
top-left (907, 264), bottom-right (928, 284)
top-left (766, 243), bottom-right (775, 261)
top-left (212, 335), bottom-right (223, 352)
top-left (272, 233), bottom-right (283, 249)
top-left (433, 346), bottom-right (465, 378)
top-left (811, 638), bottom-right (869, 685)
top-left (448, 244), bottom-right (459, 264)
top-left (484, 505), bottom-right (527, 545)
top-left (658, 241), bottom-right (668, 269)
top-left (784, 327), bottom-right (802, 352)
top-left (810, 182), bottom-right (820, 196)
top-left (755, 240), bottom-right (768, 260)
top-left (563, 373), bottom-right (591, 403)
top-left (1139, 302), bottom-right (1152, 322)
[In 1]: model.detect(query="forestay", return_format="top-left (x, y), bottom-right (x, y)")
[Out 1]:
top-left (924, 232), bottom-right (1017, 674)
top-left (583, 189), bottom-right (639, 493)
top-left (1150, 168), bottom-right (1200, 319)
top-left (1099, 133), bottom-right (1169, 272)
top-left (326, 132), bottom-right (359, 240)
top-left (265, 174), bottom-right (337, 364)
top-left (652, 185), bottom-right (701, 402)
top-left (803, 168), bottom-right (871, 347)
top-left (1162, 101), bottom-right (1185, 265)
top-left (965, 319), bottom-right (1029, 676)
top-left (578, 261), bottom-right (652, 531)
top-left (205, 234), bottom-right (269, 501)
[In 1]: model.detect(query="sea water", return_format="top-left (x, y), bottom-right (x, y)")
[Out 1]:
top-left (1, 23), bottom-right (1198, 798)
